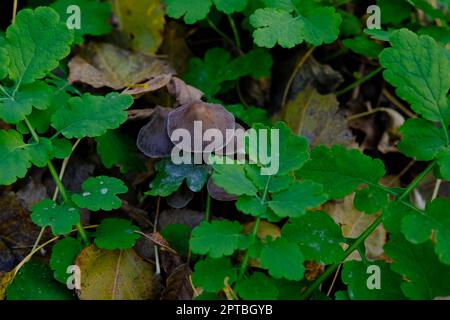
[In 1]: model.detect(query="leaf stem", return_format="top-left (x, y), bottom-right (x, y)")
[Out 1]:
top-left (300, 161), bottom-right (436, 299)
top-left (336, 66), bottom-right (383, 97)
top-left (206, 18), bottom-right (236, 49)
top-left (227, 14), bottom-right (241, 49)
top-left (23, 116), bottom-right (89, 245)
top-left (238, 176), bottom-right (271, 279)
top-left (12, 0), bottom-right (18, 24)
top-left (205, 193), bottom-right (211, 222)
top-left (281, 46), bottom-right (315, 109)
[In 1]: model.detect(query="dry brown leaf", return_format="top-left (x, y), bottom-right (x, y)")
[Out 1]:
top-left (159, 21), bottom-right (192, 74)
top-left (167, 77), bottom-right (204, 106)
top-left (323, 193), bottom-right (386, 261)
top-left (68, 42), bottom-right (173, 90)
top-left (122, 74), bottom-right (173, 96)
top-left (277, 86), bottom-right (355, 147)
top-left (161, 263), bottom-right (193, 300)
top-left (0, 271), bottom-right (15, 300)
top-left (76, 245), bottom-right (160, 300)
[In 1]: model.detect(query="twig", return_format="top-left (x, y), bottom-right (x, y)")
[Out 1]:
top-left (281, 47), bottom-right (315, 108)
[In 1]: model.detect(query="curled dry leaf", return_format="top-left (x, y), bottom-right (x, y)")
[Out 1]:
top-left (76, 245), bottom-right (160, 300)
top-left (167, 77), bottom-right (204, 106)
top-left (167, 101), bottom-right (235, 153)
top-left (161, 263), bottom-right (193, 300)
top-left (122, 73), bottom-right (173, 97)
top-left (277, 86), bottom-right (355, 147)
top-left (137, 107), bottom-right (174, 158)
top-left (68, 42), bottom-right (174, 90)
top-left (323, 193), bottom-right (386, 261)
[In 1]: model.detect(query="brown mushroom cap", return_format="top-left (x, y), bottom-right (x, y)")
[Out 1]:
top-left (167, 101), bottom-right (235, 153)
top-left (215, 122), bottom-right (246, 157)
top-left (137, 107), bottom-right (174, 158)
top-left (207, 177), bottom-right (237, 202)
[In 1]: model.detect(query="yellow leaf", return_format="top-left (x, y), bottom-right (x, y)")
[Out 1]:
top-left (111, 0), bottom-right (166, 55)
top-left (76, 245), bottom-right (160, 300)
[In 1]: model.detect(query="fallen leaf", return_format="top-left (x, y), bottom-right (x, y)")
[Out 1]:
top-left (111, 0), bottom-right (165, 55)
top-left (68, 42), bottom-right (173, 90)
top-left (122, 73), bottom-right (172, 96)
top-left (277, 86), bottom-right (355, 147)
top-left (0, 192), bottom-right (42, 266)
top-left (76, 245), bottom-right (160, 300)
top-left (167, 77), bottom-right (204, 106)
top-left (323, 194), bottom-right (387, 260)
top-left (161, 263), bottom-right (193, 300)
top-left (0, 271), bottom-right (14, 300)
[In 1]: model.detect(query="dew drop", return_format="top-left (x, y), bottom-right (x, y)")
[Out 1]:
top-left (100, 188), bottom-right (108, 195)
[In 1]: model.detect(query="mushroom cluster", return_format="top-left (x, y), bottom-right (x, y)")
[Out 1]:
top-left (137, 100), bottom-right (242, 202)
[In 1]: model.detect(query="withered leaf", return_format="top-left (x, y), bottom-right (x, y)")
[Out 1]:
top-left (278, 86), bottom-right (355, 147)
top-left (68, 42), bottom-right (173, 90)
top-left (76, 245), bottom-right (160, 300)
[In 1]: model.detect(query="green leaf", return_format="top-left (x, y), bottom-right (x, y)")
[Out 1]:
top-left (7, 261), bottom-right (74, 300)
top-left (160, 224), bottom-right (192, 258)
top-left (0, 81), bottom-right (52, 124)
top-left (297, 145), bottom-right (386, 199)
top-left (282, 211), bottom-right (344, 264)
top-left (192, 257), bottom-right (237, 292)
top-left (245, 164), bottom-right (294, 193)
top-left (377, 0), bottom-right (412, 24)
top-left (342, 261), bottom-right (406, 300)
top-left (165, 0), bottom-right (248, 24)
top-left (250, 0), bottom-right (341, 48)
top-left (225, 104), bottom-right (270, 126)
top-left (5, 7), bottom-right (73, 85)
top-left (398, 118), bottom-right (448, 161)
top-left (164, 0), bottom-right (211, 24)
top-left (50, 237), bottom-right (83, 284)
top-left (235, 272), bottom-right (278, 300)
top-left (31, 199), bottom-right (80, 235)
top-left (52, 138), bottom-right (72, 159)
top-left (385, 234), bottom-right (450, 299)
top-left (354, 186), bottom-right (388, 214)
top-left (51, 0), bottom-right (112, 44)
top-left (268, 181), bottom-right (328, 218)
top-left (380, 29), bottom-right (450, 124)
top-left (0, 130), bottom-right (31, 185)
top-left (17, 88), bottom-right (70, 135)
top-left (259, 237), bottom-right (304, 280)
top-left (401, 198), bottom-right (450, 265)
top-left (190, 220), bottom-right (248, 258)
top-left (27, 137), bottom-right (53, 167)
top-left (248, 122), bottom-right (309, 175)
top-left (0, 47), bottom-right (9, 80)
top-left (94, 218), bottom-right (141, 250)
top-left (96, 130), bottom-right (145, 173)
top-left (211, 161), bottom-right (257, 197)
top-left (72, 176), bottom-right (128, 211)
top-left (51, 92), bottom-right (133, 139)
top-left (183, 48), bottom-right (272, 98)
top-left (147, 159), bottom-right (209, 197)
top-left (342, 36), bottom-right (383, 58)
top-left (236, 196), bottom-right (267, 217)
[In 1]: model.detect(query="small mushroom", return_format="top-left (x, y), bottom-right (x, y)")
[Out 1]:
top-left (137, 106), bottom-right (174, 158)
top-left (207, 177), bottom-right (237, 202)
top-left (167, 101), bottom-right (235, 153)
